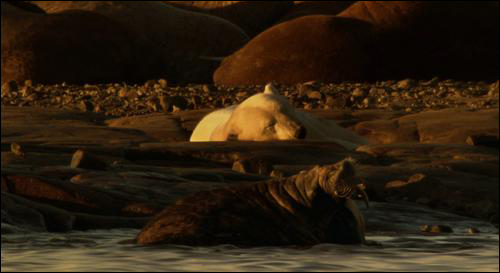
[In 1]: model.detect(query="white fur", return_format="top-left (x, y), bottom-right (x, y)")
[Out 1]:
top-left (190, 83), bottom-right (370, 149)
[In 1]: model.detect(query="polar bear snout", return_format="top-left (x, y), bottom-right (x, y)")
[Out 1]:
top-left (296, 126), bottom-right (307, 139)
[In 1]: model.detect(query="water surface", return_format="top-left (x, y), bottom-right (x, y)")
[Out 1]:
top-left (2, 202), bottom-right (498, 272)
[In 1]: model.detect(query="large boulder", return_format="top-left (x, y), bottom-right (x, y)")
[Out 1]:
top-left (214, 15), bottom-right (376, 85)
top-left (1, 2), bottom-right (151, 84)
top-left (28, 1), bottom-right (249, 83)
top-left (339, 1), bottom-right (499, 80)
top-left (164, 1), bottom-right (293, 37)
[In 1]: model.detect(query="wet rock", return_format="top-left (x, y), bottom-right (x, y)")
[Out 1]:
top-left (356, 143), bottom-right (499, 223)
top-left (354, 108), bottom-right (499, 145)
top-left (2, 192), bottom-right (74, 232)
top-left (10, 143), bottom-right (25, 157)
top-left (1, 193), bottom-right (46, 232)
top-left (72, 213), bottom-right (149, 230)
top-left (467, 227), bottom-right (480, 234)
top-left (232, 158), bottom-right (273, 176)
top-left (1, 174), bottom-right (130, 216)
top-left (466, 134), bottom-right (499, 148)
top-left (420, 224), bottom-right (453, 234)
top-left (70, 149), bottom-right (107, 170)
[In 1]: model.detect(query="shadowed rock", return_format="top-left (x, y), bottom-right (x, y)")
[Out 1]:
top-left (2, 192), bottom-right (74, 232)
top-left (136, 158), bottom-right (367, 246)
top-left (354, 108), bottom-right (499, 145)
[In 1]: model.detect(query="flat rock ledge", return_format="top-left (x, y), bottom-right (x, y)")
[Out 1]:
top-left (1, 105), bottom-right (498, 234)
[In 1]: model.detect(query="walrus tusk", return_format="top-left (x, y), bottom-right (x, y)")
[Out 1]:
top-left (356, 183), bottom-right (370, 209)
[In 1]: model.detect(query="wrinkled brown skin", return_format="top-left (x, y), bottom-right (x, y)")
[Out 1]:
top-left (339, 1), bottom-right (499, 81)
top-left (279, 1), bottom-right (355, 22)
top-left (1, 2), bottom-right (152, 84)
top-left (29, 1), bottom-right (249, 84)
top-left (213, 15), bottom-right (376, 85)
top-left (136, 159), bottom-right (365, 246)
top-left (164, 1), bottom-right (293, 37)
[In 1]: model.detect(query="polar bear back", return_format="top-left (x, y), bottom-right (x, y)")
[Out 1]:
top-left (190, 105), bottom-right (236, 142)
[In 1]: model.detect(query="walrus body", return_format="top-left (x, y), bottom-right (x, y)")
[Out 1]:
top-left (136, 158), bottom-right (367, 246)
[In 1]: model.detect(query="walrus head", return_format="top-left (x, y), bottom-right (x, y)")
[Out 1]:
top-left (276, 158), bottom-right (368, 243)
top-left (318, 158), bottom-right (369, 209)
top-left (317, 158), bottom-right (368, 243)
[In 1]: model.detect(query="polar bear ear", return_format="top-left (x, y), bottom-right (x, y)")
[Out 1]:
top-left (264, 83), bottom-right (280, 95)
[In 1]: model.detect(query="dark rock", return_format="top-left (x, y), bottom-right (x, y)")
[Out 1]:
top-left (467, 227), bottom-right (480, 234)
top-left (70, 149), bottom-right (107, 170)
top-left (2, 192), bottom-right (74, 232)
top-left (420, 224), bottom-right (453, 234)
top-left (232, 158), bottom-right (274, 176)
top-left (72, 213), bottom-right (149, 230)
top-left (78, 100), bottom-right (94, 112)
top-left (466, 134), bottom-right (499, 148)
top-left (354, 108), bottom-right (499, 145)
top-left (10, 143), bottom-right (25, 157)
top-left (1, 80), bottom-right (18, 97)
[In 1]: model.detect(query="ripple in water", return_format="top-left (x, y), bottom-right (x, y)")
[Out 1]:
top-left (2, 202), bottom-right (499, 272)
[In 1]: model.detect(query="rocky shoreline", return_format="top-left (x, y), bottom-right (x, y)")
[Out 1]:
top-left (1, 79), bottom-right (499, 238)
top-left (2, 79), bottom-right (498, 117)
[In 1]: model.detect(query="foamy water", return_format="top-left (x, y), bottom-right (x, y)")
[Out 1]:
top-left (2, 202), bottom-right (499, 272)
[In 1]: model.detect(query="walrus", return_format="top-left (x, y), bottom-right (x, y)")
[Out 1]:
top-left (190, 83), bottom-right (370, 150)
top-left (28, 1), bottom-right (249, 83)
top-left (278, 1), bottom-right (355, 23)
top-left (1, 1), bottom-right (150, 84)
top-left (163, 1), bottom-right (293, 37)
top-left (338, 1), bottom-right (499, 81)
top-left (213, 15), bottom-right (376, 85)
top-left (136, 158), bottom-right (369, 246)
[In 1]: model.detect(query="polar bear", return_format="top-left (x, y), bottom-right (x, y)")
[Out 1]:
top-left (190, 83), bottom-right (370, 149)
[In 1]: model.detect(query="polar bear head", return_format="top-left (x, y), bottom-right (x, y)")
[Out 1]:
top-left (210, 83), bottom-right (307, 141)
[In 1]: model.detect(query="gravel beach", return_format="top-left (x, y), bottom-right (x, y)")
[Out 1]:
top-left (2, 79), bottom-right (498, 117)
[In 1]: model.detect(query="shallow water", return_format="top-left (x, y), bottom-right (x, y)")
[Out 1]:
top-left (2, 202), bottom-right (499, 272)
